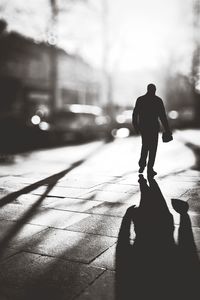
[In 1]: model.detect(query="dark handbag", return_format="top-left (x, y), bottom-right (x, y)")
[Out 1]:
top-left (162, 132), bottom-right (173, 143)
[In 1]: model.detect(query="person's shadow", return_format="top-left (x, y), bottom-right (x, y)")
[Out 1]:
top-left (115, 175), bottom-right (200, 300)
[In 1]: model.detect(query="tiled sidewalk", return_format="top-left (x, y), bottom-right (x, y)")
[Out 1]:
top-left (0, 133), bottom-right (199, 299)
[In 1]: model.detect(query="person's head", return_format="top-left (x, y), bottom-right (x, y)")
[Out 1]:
top-left (147, 83), bottom-right (156, 95)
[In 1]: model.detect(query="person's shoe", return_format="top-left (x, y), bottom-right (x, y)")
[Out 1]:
top-left (138, 174), bottom-right (146, 184)
top-left (147, 169), bottom-right (157, 177)
top-left (139, 166), bottom-right (145, 173)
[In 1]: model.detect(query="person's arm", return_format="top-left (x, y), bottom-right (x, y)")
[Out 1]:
top-left (158, 100), bottom-right (171, 134)
top-left (132, 99), bottom-right (140, 133)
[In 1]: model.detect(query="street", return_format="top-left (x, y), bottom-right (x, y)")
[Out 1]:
top-left (0, 129), bottom-right (199, 299)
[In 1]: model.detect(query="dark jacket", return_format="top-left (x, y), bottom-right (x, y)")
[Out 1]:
top-left (132, 93), bottom-right (171, 133)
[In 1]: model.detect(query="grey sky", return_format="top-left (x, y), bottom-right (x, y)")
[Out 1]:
top-left (0, 0), bottom-right (194, 74)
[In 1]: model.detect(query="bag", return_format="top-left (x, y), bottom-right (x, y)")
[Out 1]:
top-left (162, 132), bottom-right (173, 143)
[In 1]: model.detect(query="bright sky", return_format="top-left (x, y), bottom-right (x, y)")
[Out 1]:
top-left (0, 0), bottom-right (195, 104)
top-left (0, 0), bottom-right (194, 73)
top-left (106, 0), bottom-right (193, 73)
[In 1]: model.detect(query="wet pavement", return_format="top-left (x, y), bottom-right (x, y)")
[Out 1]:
top-left (0, 130), bottom-right (199, 300)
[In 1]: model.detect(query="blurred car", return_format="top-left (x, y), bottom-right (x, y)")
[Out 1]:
top-left (48, 104), bottom-right (112, 143)
top-left (111, 109), bottom-right (135, 138)
top-left (167, 108), bottom-right (195, 129)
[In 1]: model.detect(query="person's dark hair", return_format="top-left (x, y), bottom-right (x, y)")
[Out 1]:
top-left (147, 83), bottom-right (156, 94)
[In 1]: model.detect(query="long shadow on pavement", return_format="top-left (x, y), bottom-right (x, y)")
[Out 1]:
top-left (0, 141), bottom-right (107, 257)
top-left (0, 159), bottom-right (84, 209)
top-left (116, 175), bottom-right (200, 300)
top-left (0, 166), bottom-right (111, 298)
top-left (0, 142), bottom-right (110, 299)
top-left (0, 138), bottom-right (108, 209)
top-left (0, 160), bottom-right (85, 258)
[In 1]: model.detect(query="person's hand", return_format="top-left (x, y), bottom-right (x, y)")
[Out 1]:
top-left (162, 131), bottom-right (173, 142)
top-left (165, 130), bottom-right (172, 136)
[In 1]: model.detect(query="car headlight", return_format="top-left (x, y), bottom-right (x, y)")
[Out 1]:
top-left (116, 115), bottom-right (126, 124)
top-left (39, 122), bottom-right (50, 131)
top-left (31, 115), bottom-right (41, 125)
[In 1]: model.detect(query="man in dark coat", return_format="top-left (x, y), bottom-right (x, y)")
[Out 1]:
top-left (132, 83), bottom-right (172, 176)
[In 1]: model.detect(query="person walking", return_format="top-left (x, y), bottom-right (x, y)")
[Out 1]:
top-left (132, 83), bottom-right (172, 176)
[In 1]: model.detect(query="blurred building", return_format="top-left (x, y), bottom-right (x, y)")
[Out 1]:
top-left (165, 73), bottom-right (195, 128)
top-left (0, 26), bottom-right (101, 125)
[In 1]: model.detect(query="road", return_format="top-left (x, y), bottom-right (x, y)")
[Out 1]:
top-left (0, 129), bottom-right (199, 299)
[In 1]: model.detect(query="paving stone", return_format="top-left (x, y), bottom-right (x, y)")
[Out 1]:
top-left (0, 184), bottom-right (35, 199)
top-left (2, 175), bottom-right (60, 187)
top-left (168, 175), bottom-right (200, 183)
top-left (15, 194), bottom-right (59, 207)
top-left (7, 176), bottom-right (44, 185)
top-left (86, 201), bottom-right (136, 217)
top-left (1, 176), bottom-right (29, 191)
top-left (0, 201), bottom-right (76, 227)
top-left (0, 203), bottom-right (34, 221)
top-left (0, 190), bottom-right (50, 208)
top-left (116, 174), bottom-right (141, 185)
top-left (57, 177), bottom-right (107, 189)
top-left (181, 170), bottom-right (200, 177)
top-left (66, 215), bottom-right (122, 238)
top-left (76, 270), bottom-right (115, 300)
top-left (68, 172), bottom-right (120, 182)
top-left (0, 252), bottom-right (104, 300)
top-left (70, 164), bottom-right (123, 178)
top-left (32, 186), bottom-right (90, 198)
top-left (0, 219), bottom-right (46, 250)
top-left (78, 190), bottom-right (137, 203)
top-left (0, 187), bottom-right (19, 198)
top-left (158, 182), bottom-right (195, 198)
top-left (22, 228), bottom-right (116, 263)
top-left (28, 208), bottom-right (89, 229)
top-left (18, 172), bottom-right (56, 180)
top-left (90, 244), bottom-right (116, 270)
top-left (44, 197), bottom-right (100, 212)
top-left (0, 182), bottom-right (27, 190)
top-left (94, 183), bottom-right (139, 194)
top-left (0, 247), bottom-right (19, 262)
top-left (0, 177), bottom-right (12, 187)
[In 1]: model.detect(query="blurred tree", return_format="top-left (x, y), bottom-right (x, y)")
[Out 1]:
top-left (49, 0), bottom-right (88, 112)
top-left (82, 0), bottom-right (114, 111)
top-left (192, 0), bottom-right (200, 125)
top-left (0, 19), bottom-right (7, 34)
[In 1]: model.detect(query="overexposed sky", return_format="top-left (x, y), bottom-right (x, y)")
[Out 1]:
top-left (0, 0), bottom-right (194, 74)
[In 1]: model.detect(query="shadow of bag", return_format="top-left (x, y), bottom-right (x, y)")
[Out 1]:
top-left (162, 132), bottom-right (173, 143)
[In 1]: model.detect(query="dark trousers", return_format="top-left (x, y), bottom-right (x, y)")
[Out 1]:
top-left (139, 130), bottom-right (158, 170)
